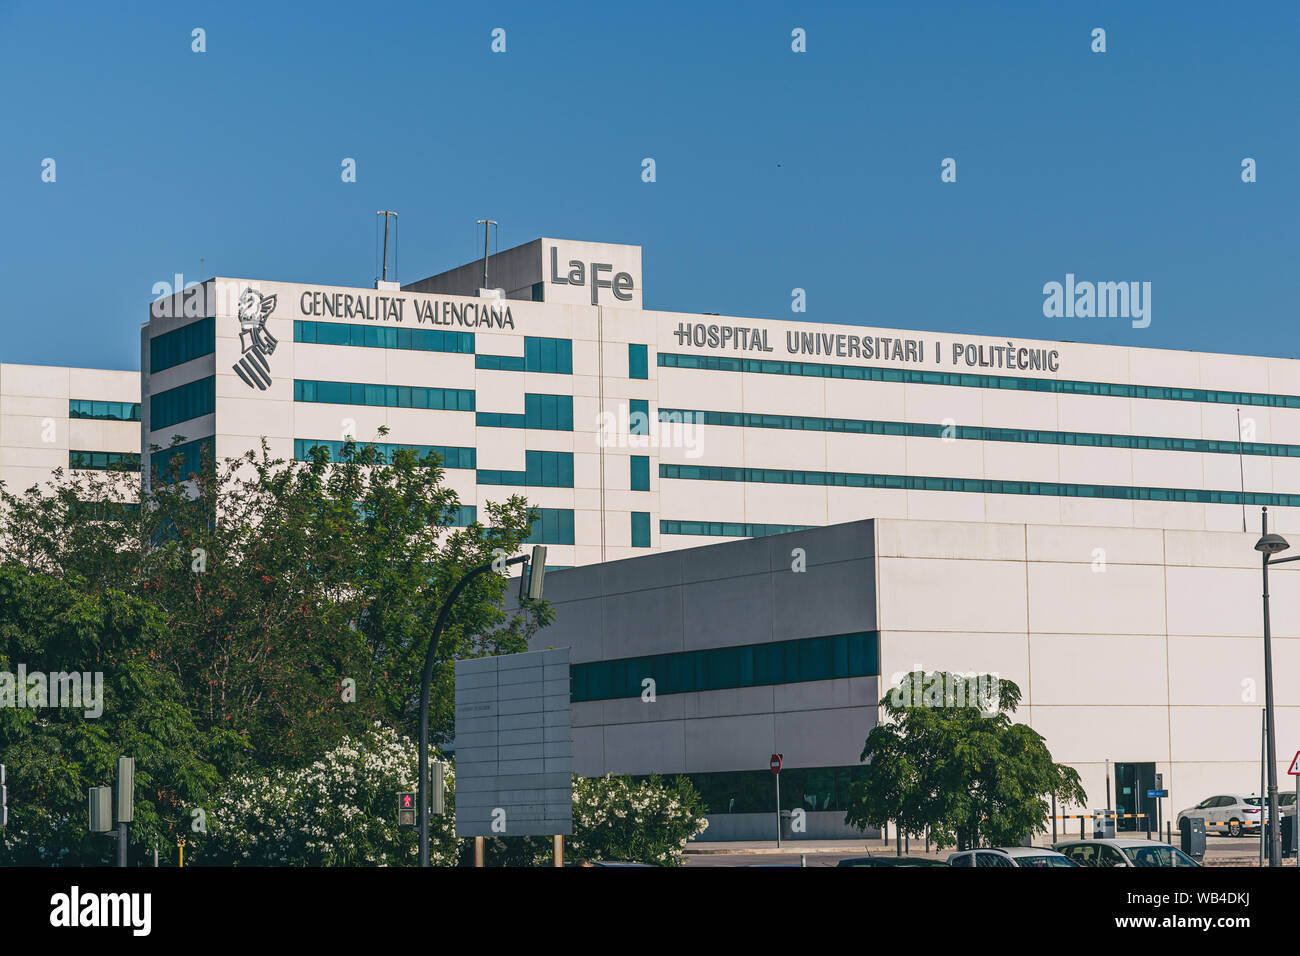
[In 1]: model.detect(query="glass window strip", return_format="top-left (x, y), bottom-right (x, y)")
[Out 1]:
top-left (659, 462), bottom-right (1300, 508)
top-left (657, 352), bottom-right (1300, 410)
top-left (658, 407), bottom-right (1300, 460)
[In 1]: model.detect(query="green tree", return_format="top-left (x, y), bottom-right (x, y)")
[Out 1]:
top-left (0, 435), bottom-right (550, 777)
top-left (845, 671), bottom-right (1085, 850)
top-left (0, 566), bottom-right (231, 865)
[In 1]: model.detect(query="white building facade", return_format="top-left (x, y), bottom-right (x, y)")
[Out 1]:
top-left (0, 363), bottom-right (140, 497)
top-left (142, 236), bottom-right (1300, 564)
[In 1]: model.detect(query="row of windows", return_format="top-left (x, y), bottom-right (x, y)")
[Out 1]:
top-left (69, 450), bottom-right (141, 471)
top-left (478, 451), bottom-right (575, 488)
top-left (571, 631), bottom-right (878, 702)
top-left (151, 437), bottom-right (214, 480)
top-left (660, 408), bottom-right (1300, 459)
top-left (294, 320), bottom-right (474, 354)
top-left (660, 520), bottom-right (813, 538)
top-left (659, 352), bottom-right (1300, 409)
top-left (526, 507), bottom-right (575, 545)
top-left (293, 379), bottom-right (476, 412)
top-left (294, 438), bottom-right (477, 470)
top-left (660, 463), bottom-right (1300, 507)
top-left (150, 317), bottom-right (216, 373)
top-left (152, 377), bottom-right (215, 429)
top-left (476, 394), bottom-right (574, 431)
top-left (670, 765), bottom-right (870, 814)
top-left (476, 337), bottom-right (573, 374)
top-left (71, 500), bottom-right (141, 522)
top-left (69, 399), bottom-right (140, 422)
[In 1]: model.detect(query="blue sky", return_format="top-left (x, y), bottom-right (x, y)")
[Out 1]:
top-left (1, 0), bottom-right (1296, 371)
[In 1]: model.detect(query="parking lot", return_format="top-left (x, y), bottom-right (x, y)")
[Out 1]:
top-left (683, 836), bottom-right (1298, 867)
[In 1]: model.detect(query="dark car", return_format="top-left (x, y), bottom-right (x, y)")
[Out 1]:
top-left (836, 855), bottom-right (948, 867)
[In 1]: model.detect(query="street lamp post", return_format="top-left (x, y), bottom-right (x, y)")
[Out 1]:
top-left (1254, 506), bottom-right (1294, 867)
top-left (418, 546), bottom-right (547, 867)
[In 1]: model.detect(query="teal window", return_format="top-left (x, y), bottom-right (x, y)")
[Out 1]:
top-left (294, 438), bottom-right (475, 469)
top-left (661, 520), bottom-right (812, 538)
top-left (659, 408), bottom-right (1300, 460)
top-left (531, 282), bottom-right (544, 302)
top-left (526, 508), bottom-right (575, 545)
top-left (658, 352), bottom-right (1300, 410)
top-left (570, 631), bottom-right (878, 702)
top-left (150, 317), bottom-right (215, 372)
top-left (630, 455), bottom-right (650, 491)
top-left (152, 377), bottom-right (215, 429)
top-left (151, 437), bottom-right (214, 480)
top-left (477, 337), bottom-right (572, 373)
top-left (69, 399), bottom-right (141, 422)
top-left (69, 450), bottom-right (141, 471)
top-left (631, 511), bottom-right (651, 547)
top-left (629, 399), bottom-right (649, 435)
top-left (294, 320), bottom-right (473, 354)
top-left (659, 463), bottom-right (1300, 508)
top-left (478, 451), bottom-right (574, 487)
top-left (478, 394), bottom-right (573, 430)
top-left (445, 504), bottom-right (477, 526)
top-left (629, 344), bottom-right (649, 380)
top-left (293, 380), bottom-right (475, 412)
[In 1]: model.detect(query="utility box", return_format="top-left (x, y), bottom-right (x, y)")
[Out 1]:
top-left (89, 787), bottom-right (113, 833)
top-left (1282, 813), bottom-right (1296, 858)
top-left (1092, 809), bottom-right (1115, 839)
top-left (1180, 815), bottom-right (1206, 861)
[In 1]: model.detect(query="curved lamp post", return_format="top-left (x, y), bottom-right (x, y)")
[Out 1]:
top-left (1255, 507), bottom-right (1295, 867)
top-left (418, 545), bottom-right (547, 867)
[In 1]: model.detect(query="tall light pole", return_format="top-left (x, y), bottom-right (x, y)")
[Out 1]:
top-left (1254, 506), bottom-right (1294, 867)
top-left (418, 545), bottom-right (547, 867)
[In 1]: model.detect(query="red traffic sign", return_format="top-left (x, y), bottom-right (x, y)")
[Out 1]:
top-left (400, 792), bottom-right (414, 809)
top-left (770, 754), bottom-right (783, 774)
top-left (1288, 752), bottom-right (1300, 776)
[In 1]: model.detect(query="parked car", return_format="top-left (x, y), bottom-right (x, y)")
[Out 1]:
top-left (1174, 794), bottom-right (1268, 837)
top-left (1278, 792), bottom-right (1296, 816)
top-left (836, 855), bottom-right (948, 867)
top-left (1053, 839), bottom-right (1200, 867)
top-left (947, 847), bottom-right (1076, 867)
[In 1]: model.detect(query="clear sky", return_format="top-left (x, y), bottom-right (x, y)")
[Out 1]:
top-left (1, 0), bottom-right (1296, 371)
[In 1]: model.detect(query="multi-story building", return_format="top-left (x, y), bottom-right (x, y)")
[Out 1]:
top-left (0, 363), bottom-right (140, 497)
top-left (136, 235), bottom-right (1300, 840)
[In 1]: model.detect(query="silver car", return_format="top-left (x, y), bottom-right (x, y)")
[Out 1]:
top-left (948, 847), bottom-right (1076, 867)
top-left (1053, 839), bottom-right (1200, 867)
top-left (1174, 794), bottom-right (1267, 837)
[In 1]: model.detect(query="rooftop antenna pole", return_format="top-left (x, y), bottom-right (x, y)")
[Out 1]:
top-left (377, 211), bottom-right (398, 281)
top-left (477, 219), bottom-right (498, 289)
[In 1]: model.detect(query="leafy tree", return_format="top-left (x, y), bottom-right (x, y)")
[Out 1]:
top-left (845, 671), bottom-right (1085, 849)
top-left (0, 566), bottom-right (231, 865)
top-left (0, 434), bottom-right (550, 777)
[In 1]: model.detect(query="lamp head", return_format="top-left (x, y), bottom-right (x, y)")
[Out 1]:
top-left (1256, 532), bottom-right (1290, 555)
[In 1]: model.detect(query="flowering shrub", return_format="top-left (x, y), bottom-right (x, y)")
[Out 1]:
top-left (202, 723), bottom-right (457, 866)
top-left (568, 774), bottom-right (709, 866)
top-left (201, 723), bottom-right (708, 867)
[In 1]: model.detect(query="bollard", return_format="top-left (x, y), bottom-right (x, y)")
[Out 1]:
top-left (1080, 817), bottom-right (1085, 840)
top-left (1146, 813), bottom-right (1151, 840)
